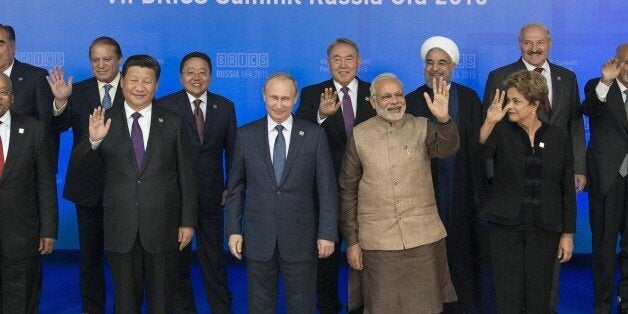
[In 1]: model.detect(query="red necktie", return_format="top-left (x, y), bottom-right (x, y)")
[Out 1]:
top-left (0, 121), bottom-right (4, 177)
top-left (193, 99), bottom-right (205, 144)
top-left (533, 68), bottom-right (551, 114)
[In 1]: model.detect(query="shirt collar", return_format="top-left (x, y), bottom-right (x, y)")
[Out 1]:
top-left (97, 72), bottom-right (121, 91)
top-left (3, 59), bottom-right (15, 77)
top-left (124, 102), bottom-right (152, 119)
top-left (333, 78), bottom-right (358, 94)
top-left (186, 91), bottom-right (208, 105)
top-left (267, 115), bottom-right (293, 134)
top-left (0, 110), bottom-right (11, 126)
top-left (521, 58), bottom-right (549, 72)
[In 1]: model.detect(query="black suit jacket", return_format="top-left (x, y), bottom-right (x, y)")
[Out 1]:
top-left (0, 112), bottom-right (57, 260)
top-left (226, 117), bottom-right (338, 262)
top-left (9, 59), bottom-right (58, 169)
top-left (155, 90), bottom-right (236, 213)
top-left (296, 78), bottom-right (375, 177)
top-left (405, 82), bottom-right (485, 212)
top-left (482, 58), bottom-right (586, 175)
top-left (583, 78), bottom-right (628, 197)
top-left (72, 104), bottom-right (198, 254)
top-left (52, 77), bottom-right (124, 207)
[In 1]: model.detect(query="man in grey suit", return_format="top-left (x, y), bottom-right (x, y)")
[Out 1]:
top-left (74, 55), bottom-right (198, 312)
top-left (482, 22), bottom-right (586, 312)
top-left (584, 43), bottom-right (628, 313)
top-left (226, 72), bottom-right (338, 313)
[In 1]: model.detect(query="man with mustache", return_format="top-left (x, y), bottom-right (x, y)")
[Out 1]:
top-left (482, 22), bottom-right (586, 313)
top-left (339, 73), bottom-right (459, 312)
top-left (583, 43), bottom-right (628, 313)
top-left (405, 36), bottom-right (484, 313)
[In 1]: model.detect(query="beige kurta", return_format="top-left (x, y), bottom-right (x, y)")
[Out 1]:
top-left (339, 113), bottom-right (460, 312)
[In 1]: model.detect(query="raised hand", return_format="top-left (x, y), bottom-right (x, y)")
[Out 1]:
top-left (485, 89), bottom-right (509, 124)
top-left (423, 77), bottom-right (450, 123)
top-left (318, 87), bottom-right (342, 119)
top-left (601, 58), bottom-right (622, 85)
top-left (46, 66), bottom-right (73, 108)
top-left (88, 107), bottom-right (111, 142)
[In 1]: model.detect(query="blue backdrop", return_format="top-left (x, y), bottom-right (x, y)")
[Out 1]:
top-left (1, 0), bottom-right (627, 252)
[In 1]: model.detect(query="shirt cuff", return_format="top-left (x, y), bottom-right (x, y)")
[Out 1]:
top-left (52, 100), bottom-right (67, 116)
top-left (595, 79), bottom-right (611, 102)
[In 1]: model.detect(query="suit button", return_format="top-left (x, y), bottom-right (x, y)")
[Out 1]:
top-left (276, 191), bottom-right (281, 195)
top-left (135, 203), bottom-right (139, 206)
top-left (137, 180), bottom-right (141, 185)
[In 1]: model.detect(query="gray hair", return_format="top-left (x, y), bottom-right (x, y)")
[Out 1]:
top-left (370, 73), bottom-right (403, 98)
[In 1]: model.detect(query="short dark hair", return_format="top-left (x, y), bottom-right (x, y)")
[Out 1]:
top-left (89, 36), bottom-right (122, 59)
top-left (0, 24), bottom-right (16, 42)
top-left (327, 38), bottom-right (360, 57)
top-left (504, 69), bottom-right (548, 112)
top-left (180, 51), bottom-right (212, 75)
top-left (121, 55), bottom-right (161, 81)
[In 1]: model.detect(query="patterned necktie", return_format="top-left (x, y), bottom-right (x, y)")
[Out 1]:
top-left (273, 125), bottom-right (286, 184)
top-left (193, 99), bottom-right (205, 144)
top-left (0, 121), bottom-right (4, 177)
top-left (102, 84), bottom-right (113, 110)
top-left (340, 86), bottom-right (355, 135)
top-left (533, 68), bottom-right (551, 114)
top-left (131, 112), bottom-right (144, 169)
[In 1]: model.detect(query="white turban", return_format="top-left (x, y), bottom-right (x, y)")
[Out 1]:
top-left (420, 36), bottom-right (460, 65)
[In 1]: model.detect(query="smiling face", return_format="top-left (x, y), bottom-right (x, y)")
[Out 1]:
top-left (180, 57), bottom-right (211, 98)
top-left (423, 48), bottom-right (455, 88)
top-left (519, 24), bottom-right (551, 67)
top-left (0, 28), bottom-right (16, 73)
top-left (0, 74), bottom-right (13, 118)
top-left (120, 66), bottom-right (158, 111)
top-left (264, 76), bottom-right (297, 124)
top-left (370, 78), bottom-right (406, 122)
top-left (90, 43), bottom-right (121, 83)
top-left (328, 42), bottom-right (361, 87)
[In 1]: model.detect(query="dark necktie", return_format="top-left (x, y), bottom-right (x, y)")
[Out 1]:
top-left (102, 84), bottom-right (113, 110)
top-left (341, 86), bottom-right (355, 135)
top-left (273, 125), bottom-right (286, 184)
top-left (131, 112), bottom-right (144, 169)
top-left (533, 68), bottom-right (551, 114)
top-left (621, 90), bottom-right (628, 177)
top-left (193, 99), bottom-right (205, 144)
top-left (0, 121), bottom-right (4, 177)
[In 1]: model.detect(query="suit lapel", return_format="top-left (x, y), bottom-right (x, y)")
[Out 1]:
top-left (280, 117), bottom-right (304, 185)
top-left (254, 118), bottom-right (277, 187)
top-left (355, 78), bottom-right (373, 124)
top-left (326, 80), bottom-right (348, 141)
top-left (0, 113), bottom-right (25, 185)
top-left (86, 80), bottom-right (102, 109)
top-left (176, 92), bottom-right (199, 143)
top-left (9, 61), bottom-right (25, 97)
top-left (109, 105), bottom-right (137, 172)
top-left (204, 94), bottom-right (219, 141)
top-left (140, 107), bottom-right (165, 174)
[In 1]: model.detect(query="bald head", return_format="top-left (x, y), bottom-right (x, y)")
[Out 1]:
top-left (0, 72), bottom-right (13, 117)
top-left (616, 43), bottom-right (628, 87)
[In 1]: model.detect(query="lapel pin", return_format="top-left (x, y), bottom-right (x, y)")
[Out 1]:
top-left (18, 77), bottom-right (23, 81)
top-left (557, 76), bottom-right (561, 81)
top-left (18, 128), bottom-right (24, 134)
top-left (299, 131), bottom-right (304, 136)
top-left (213, 104), bottom-right (217, 109)
top-left (159, 118), bottom-right (164, 123)
top-left (364, 97), bottom-right (369, 101)
top-left (539, 142), bottom-right (545, 148)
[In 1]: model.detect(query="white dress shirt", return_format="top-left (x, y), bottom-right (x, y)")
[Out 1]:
top-left (124, 103), bottom-right (152, 149)
top-left (186, 91), bottom-right (208, 120)
top-left (595, 79), bottom-right (627, 103)
top-left (0, 111), bottom-right (11, 159)
top-left (53, 72), bottom-right (122, 115)
top-left (267, 115), bottom-right (293, 163)
top-left (317, 78), bottom-right (359, 124)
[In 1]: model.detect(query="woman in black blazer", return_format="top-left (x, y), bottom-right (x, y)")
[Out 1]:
top-left (479, 70), bottom-right (576, 312)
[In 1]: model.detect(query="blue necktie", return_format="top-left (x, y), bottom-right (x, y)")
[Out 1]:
top-left (131, 112), bottom-right (144, 169)
top-left (102, 84), bottom-right (113, 110)
top-left (273, 125), bottom-right (286, 184)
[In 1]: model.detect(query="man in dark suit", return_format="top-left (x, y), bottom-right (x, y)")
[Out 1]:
top-left (0, 24), bottom-right (56, 170)
top-left (46, 36), bottom-right (123, 314)
top-left (156, 51), bottom-right (236, 314)
top-left (482, 22), bottom-right (586, 312)
top-left (0, 72), bottom-right (58, 312)
top-left (295, 38), bottom-right (375, 313)
top-left (584, 43), bottom-right (628, 313)
top-left (405, 36), bottom-right (484, 314)
top-left (73, 55), bottom-right (198, 312)
top-left (226, 72), bottom-right (338, 313)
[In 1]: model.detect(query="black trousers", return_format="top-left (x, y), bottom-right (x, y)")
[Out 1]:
top-left (247, 249), bottom-right (317, 314)
top-left (175, 211), bottom-right (232, 314)
top-left (489, 223), bottom-right (560, 313)
top-left (316, 237), bottom-right (342, 313)
top-left (76, 203), bottom-right (106, 314)
top-left (108, 237), bottom-right (178, 314)
top-left (590, 174), bottom-right (628, 313)
top-left (0, 251), bottom-right (41, 313)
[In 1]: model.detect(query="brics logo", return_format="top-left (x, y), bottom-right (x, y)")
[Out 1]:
top-left (216, 53), bottom-right (269, 68)
top-left (16, 52), bottom-right (64, 67)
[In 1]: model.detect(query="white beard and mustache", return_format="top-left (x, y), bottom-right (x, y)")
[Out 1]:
top-left (376, 103), bottom-right (406, 121)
